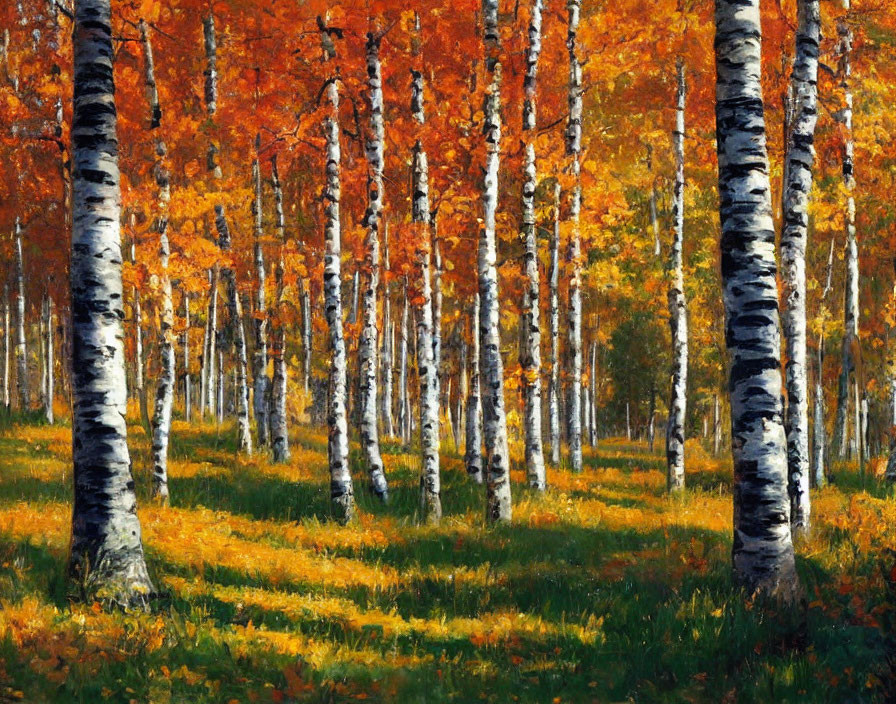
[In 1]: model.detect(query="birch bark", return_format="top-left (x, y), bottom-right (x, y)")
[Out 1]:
top-left (141, 20), bottom-right (175, 502)
top-left (14, 219), bottom-right (27, 410)
top-left (252, 136), bottom-right (270, 446)
top-left (359, 31), bottom-right (387, 499)
top-left (465, 293), bottom-right (484, 483)
top-left (270, 155), bottom-right (290, 462)
top-left (69, 0), bottom-right (154, 605)
top-left (480, 0), bottom-right (512, 521)
top-left (715, 0), bottom-right (799, 600)
top-left (519, 0), bottom-right (546, 490)
top-left (320, 19), bottom-right (354, 523)
top-left (411, 62), bottom-right (441, 522)
top-left (781, 0), bottom-right (820, 529)
top-left (833, 1), bottom-right (858, 461)
top-left (565, 0), bottom-right (584, 473)
top-left (666, 58), bottom-right (688, 493)
top-left (548, 182), bottom-right (561, 465)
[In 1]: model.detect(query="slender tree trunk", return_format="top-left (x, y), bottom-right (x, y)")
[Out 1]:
top-left (519, 0), bottom-right (546, 490)
top-left (43, 295), bottom-right (54, 423)
top-left (432, 224), bottom-right (443, 425)
top-left (14, 219), bottom-right (28, 411)
top-left (380, 223), bottom-right (394, 437)
top-left (465, 293), bottom-right (484, 482)
top-left (252, 136), bottom-right (270, 447)
top-left (713, 393), bottom-right (722, 456)
top-left (320, 29), bottom-right (355, 523)
top-left (398, 281), bottom-right (410, 444)
top-left (813, 239), bottom-right (834, 486)
top-left (589, 340), bottom-right (597, 447)
top-left (205, 13), bottom-right (251, 454)
top-left (781, 0), bottom-right (820, 530)
top-left (648, 385), bottom-right (656, 452)
top-left (359, 31), bottom-right (388, 499)
top-left (206, 268), bottom-right (218, 417)
top-left (411, 59), bottom-right (441, 522)
top-left (455, 335), bottom-right (467, 452)
top-left (480, 1), bottom-right (512, 521)
top-left (142, 19), bottom-right (175, 502)
top-left (2, 285), bottom-right (9, 411)
top-left (216, 348), bottom-right (224, 425)
top-left (565, 0), bottom-right (584, 474)
top-left (647, 144), bottom-right (661, 258)
top-left (69, 0), bottom-right (154, 605)
top-left (131, 242), bottom-right (149, 430)
top-left (301, 281), bottom-right (311, 396)
top-left (715, 0), bottom-right (799, 601)
top-left (666, 58), bottom-right (688, 493)
top-left (548, 182), bottom-right (561, 465)
top-left (183, 294), bottom-right (191, 422)
top-left (269, 155), bottom-right (290, 462)
top-left (833, 2), bottom-right (857, 461)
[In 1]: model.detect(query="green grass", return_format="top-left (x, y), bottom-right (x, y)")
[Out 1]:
top-left (0, 414), bottom-right (889, 702)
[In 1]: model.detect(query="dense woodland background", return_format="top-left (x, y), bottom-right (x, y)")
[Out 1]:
top-left (0, 0), bottom-right (895, 701)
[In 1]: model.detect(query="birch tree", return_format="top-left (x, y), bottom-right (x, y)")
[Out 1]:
top-left (465, 293), bottom-right (483, 483)
top-left (479, 0), bottom-right (512, 522)
top-left (666, 58), bottom-right (687, 493)
top-left (833, 0), bottom-right (858, 461)
top-left (141, 20), bottom-right (175, 503)
top-left (380, 224), bottom-right (395, 437)
top-left (781, 0), bottom-right (820, 529)
top-left (269, 155), bottom-right (290, 462)
top-left (565, 0), bottom-right (584, 474)
top-left (519, 0), bottom-right (546, 490)
top-left (14, 218), bottom-right (27, 410)
top-left (548, 182), bottom-right (561, 466)
top-left (204, 13), bottom-right (251, 455)
top-left (714, 0), bottom-right (799, 600)
top-left (69, 0), bottom-right (154, 605)
top-left (359, 30), bottom-right (388, 500)
top-left (252, 135), bottom-right (269, 446)
top-left (320, 16), bottom-right (354, 523)
top-left (411, 57), bottom-right (441, 522)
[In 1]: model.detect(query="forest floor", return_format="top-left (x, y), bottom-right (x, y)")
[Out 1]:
top-left (0, 411), bottom-right (891, 703)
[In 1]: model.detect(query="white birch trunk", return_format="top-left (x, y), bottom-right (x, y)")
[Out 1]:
top-left (380, 224), bottom-right (395, 437)
top-left (813, 239), bottom-right (834, 486)
top-left (204, 13), bottom-right (251, 454)
top-left (270, 155), bottom-right (290, 462)
top-left (398, 281), bottom-right (410, 444)
top-left (464, 293), bottom-right (483, 483)
top-left (205, 269), bottom-right (218, 417)
top-left (565, 0), bottom-right (584, 474)
top-left (14, 219), bottom-right (28, 410)
top-left (69, 0), bottom-right (154, 604)
top-left (359, 31), bottom-right (388, 499)
top-left (320, 31), bottom-right (354, 522)
top-left (781, 0), bottom-right (820, 530)
top-left (519, 0), bottom-right (546, 490)
top-left (666, 58), bottom-right (688, 493)
top-left (142, 19), bottom-right (175, 503)
top-left (647, 144), bottom-right (661, 258)
top-left (411, 63), bottom-right (441, 522)
top-left (2, 285), bottom-right (9, 410)
top-left (589, 340), bottom-right (597, 447)
top-left (548, 183), bottom-right (561, 465)
top-left (183, 294), bottom-right (191, 422)
top-left (252, 137), bottom-right (270, 446)
top-left (301, 281), bottom-right (311, 396)
top-left (43, 295), bottom-right (54, 423)
top-left (833, 2), bottom-right (857, 461)
top-left (480, 0), bottom-right (512, 521)
top-left (715, 0), bottom-right (799, 601)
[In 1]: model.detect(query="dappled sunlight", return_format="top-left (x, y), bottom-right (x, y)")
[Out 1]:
top-left (0, 418), bottom-right (890, 701)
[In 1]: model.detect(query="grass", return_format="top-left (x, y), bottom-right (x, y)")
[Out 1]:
top-left (0, 412), bottom-right (890, 702)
